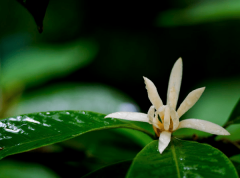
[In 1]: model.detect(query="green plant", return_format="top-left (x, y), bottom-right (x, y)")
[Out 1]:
top-left (0, 59), bottom-right (239, 177)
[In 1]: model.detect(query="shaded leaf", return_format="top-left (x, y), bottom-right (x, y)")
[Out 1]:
top-left (157, 0), bottom-right (240, 27)
top-left (224, 98), bottom-right (240, 128)
top-left (114, 128), bottom-right (153, 147)
top-left (82, 160), bottom-right (132, 178)
top-left (127, 138), bottom-right (238, 178)
top-left (230, 154), bottom-right (240, 176)
top-left (2, 40), bottom-right (98, 91)
top-left (0, 111), bottom-right (153, 160)
top-left (0, 160), bottom-right (59, 178)
top-left (61, 129), bottom-right (141, 168)
top-left (16, 0), bottom-right (49, 33)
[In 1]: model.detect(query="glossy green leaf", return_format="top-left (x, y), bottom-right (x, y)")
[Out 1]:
top-left (82, 160), bottom-right (132, 178)
top-left (11, 83), bottom-right (138, 115)
top-left (16, 0), bottom-right (49, 33)
top-left (0, 111), bottom-right (153, 160)
top-left (9, 83), bottom-right (151, 156)
top-left (157, 0), bottom-right (240, 27)
top-left (127, 138), bottom-right (238, 178)
top-left (224, 98), bottom-right (240, 128)
top-left (2, 40), bottom-right (98, 91)
top-left (0, 160), bottom-right (59, 178)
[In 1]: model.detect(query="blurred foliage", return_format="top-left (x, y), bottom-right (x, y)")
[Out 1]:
top-left (61, 130), bottom-right (138, 167)
top-left (158, 0), bottom-right (240, 27)
top-left (0, 160), bottom-right (59, 178)
top-left (1, 0), bottom-right (240, 177)
top-left (224, 98), bottom-right (240, 127)
top-left (2, 40), bottom-right (98, 91)
top-left (82, 160), bottom-right (132, 178)
top-left (173, 78), bottom-right (240, 140)
top-left (231, 154), bottom-right (240, 176)
top-left (10, 83), bottom-right (138, 115)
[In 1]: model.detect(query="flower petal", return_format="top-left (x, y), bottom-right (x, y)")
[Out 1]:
top-left (167, 58), bottom-right (182, 110)
top-left (147, 106), bottom-right (155, 124)
top-left (105, 112), bottom-right (149, 122)
top-left (153, 114), bottom-right (161, 129)
top-left (170, 107), bottom-right (179, 131)
top-left (158, 131), bottom-right (171, 154)
top-left (143, 77), bottom-right (163, 110)
top-left (177, 87), bottom-right (205, 118)
top-left (164, 106), bottom-right (170, 130)
top-left (178, 119), bottom-right (230, 135)
top-left (157, 105), bottom-right (165, 122)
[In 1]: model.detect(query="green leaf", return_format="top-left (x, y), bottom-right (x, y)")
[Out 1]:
top-left (16, 0), bottom-right (49, 33)
top-left (127, 138), bottom-right (238, 178)
top-left (114, 128), bottom-right (153, 147)
top-left (10, 83), bottom-right (152, 155)
top-left (231, 154), bottom-right (240, 163)
top-left (230, 154), bottom-right (240, 176)
top-left (157, 1), bottom-right (240, 27)
top-left (11, 83), bottom-right (138, 115)
top-left (2, 40), bottom-right (98, 91)
top-left (0, 160), bottom-right (59, 178)
top-left (82, 160), bottom-right (132, 178)
top-left (0, 111), bottom-right (153, 160)
top-left (61, 129), bottom-right (141, 168)
top-left (224, 98), bottom-right (240, 128)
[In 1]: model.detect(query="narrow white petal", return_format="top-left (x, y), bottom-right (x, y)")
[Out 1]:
top-left (157, 105), bottom-right (165, 122)
top-left (167, 58), bottom-right (182, 110)
top-left (178, 119), bottom-right (230, 135)
top-left (153, 114), bottom-right (160, 129)
top-left (143, 77), bottom-right (163, 110)
top-left (147, 106), bottom-right (155, 124)
top-left (170, 107), bottom-right (179, 131)
top-left (164, 106), bottom-right (170, 130)
top-left (177, 87), bottom-right (205, 118)
top-left (105, 112), bottom-right (149, 122)
top-left (158, 131), bottom-right (171, 154)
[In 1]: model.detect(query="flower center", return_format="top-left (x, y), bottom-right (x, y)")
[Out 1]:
top-left (150, 105), bottom-right (179, 137)
top-left (152, 115), bottom-right (174, 137)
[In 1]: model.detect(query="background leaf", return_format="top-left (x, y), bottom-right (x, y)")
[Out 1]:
top-left (0, 111), bottom-right (153, 160)
top-left (10, 83), bottom-right (138, 115)
top-left (2, 40), bottom-right (98, 91)
top-left (230, 154), bottom-right (240, 176)
top-left (126, 138), bottom-right (238, 178)
top-left (16, 0), bottom-right (50, 33)
top-left (224, 98), bottom-right (240, 128)
top-left (157, 0), bottom-right (240, 27)
top-left (82, 160), bottom-right (132, 178)
top-left (0, 160), bottom-right (59, 178)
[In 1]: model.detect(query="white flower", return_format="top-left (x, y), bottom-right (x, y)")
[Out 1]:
top-left (105, 58), bottom-right (230, 154)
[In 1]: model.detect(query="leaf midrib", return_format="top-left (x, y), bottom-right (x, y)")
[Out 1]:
top-left (171, 141), bottom-right (181, 178)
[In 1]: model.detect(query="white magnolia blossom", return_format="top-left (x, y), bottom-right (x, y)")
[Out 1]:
top-left (105, 58), bottom-right (230, 154)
